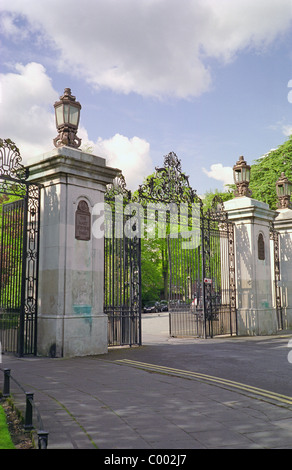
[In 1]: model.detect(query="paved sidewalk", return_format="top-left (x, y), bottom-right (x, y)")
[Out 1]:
top-left (1, 315), bottom-right (292, 450)
top-left (2, 347), bottom-right (292, 450)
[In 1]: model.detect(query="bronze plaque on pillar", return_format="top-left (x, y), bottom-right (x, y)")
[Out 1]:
top-left (75, 200), bottom-right (91, 240)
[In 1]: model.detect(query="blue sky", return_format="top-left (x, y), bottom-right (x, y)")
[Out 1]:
top-left (1, 0), bottom-right (292, 194)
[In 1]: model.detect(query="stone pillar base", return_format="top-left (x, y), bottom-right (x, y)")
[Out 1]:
top-left (37, 313), bottom-right (108, 358)
top-left (237, 308), bottom-right (278, 336)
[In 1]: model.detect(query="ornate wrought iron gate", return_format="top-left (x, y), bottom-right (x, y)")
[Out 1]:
top-left (0, 139), bottom-right (40, 356)
top-left (167, 202), bottom-right (236, 338)
top-left (136, 153), bottom-right (237, 338)
top-left (104, 152), bottom-right (237, 345)
top-left (104, 176), bottom-right (141, 346)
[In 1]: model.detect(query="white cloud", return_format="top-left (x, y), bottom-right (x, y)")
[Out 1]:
top-left (282, 125), bottom-right (292, 136)
top-left (0, 62), bottom-right (153, 191)
top-left (79, 128), bottom-right (153, 190)
top-left (203, 163), bottom-right (233, 188)
top-left (1, 0), bottom-right (292, 99)
top-left (92, 133), bottom-right (153, 191)
top-left (0, 62), bottom-right (58, 162)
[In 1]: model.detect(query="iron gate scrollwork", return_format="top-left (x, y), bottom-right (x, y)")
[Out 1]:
top-left (0, 139), bottom-right (40, 356)
top-left (104, 174), bottom-right (141, 346)
top-left (136, 152), bottom-right (237, 339)
top-left (104, 151), bottom-right (237, 345)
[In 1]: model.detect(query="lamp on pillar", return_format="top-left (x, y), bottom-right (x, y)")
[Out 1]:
top-left (233, 156), bottom-right (252, 197)
top-left (276, 172), bottom-right (292, 209)
top-left (53, 88), bottom-right (82, 149)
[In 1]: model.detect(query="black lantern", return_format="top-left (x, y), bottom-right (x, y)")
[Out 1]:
top-left (276, 172), bottom-right (292, 209)
top-left (53, 88), bottom-right (82, 149)
top-left (233, 156), bottom-right (252, 197)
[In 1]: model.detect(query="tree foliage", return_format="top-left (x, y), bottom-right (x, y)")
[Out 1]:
top-left (249, 135), bottom-right (292, 209)
top-left (140, 237), bottom-right (164, 304)
top-left (201, 188), bottom-right (234, 213)
top-left (0, 192), bottom-right (24, 303)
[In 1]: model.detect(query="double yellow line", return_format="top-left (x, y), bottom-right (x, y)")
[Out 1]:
top-left (116, 359), bottom-right (292, 407)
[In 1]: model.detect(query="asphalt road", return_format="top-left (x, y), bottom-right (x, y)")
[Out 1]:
top-left (141, 313), bottom-right (292, 399)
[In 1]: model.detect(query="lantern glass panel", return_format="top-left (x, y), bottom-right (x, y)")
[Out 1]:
top-left (277, 184), bottom-right (284, 196)
top-left (63, 104), bottom-right (70, 123)
top-left (234, 169), bottom-right (242, 182)
top-left (69, 105), bottom-right (79, 126)
top-left (55, 105), bottom-right (64, 126)
top-left (245, 168), bottom-right (250, 182)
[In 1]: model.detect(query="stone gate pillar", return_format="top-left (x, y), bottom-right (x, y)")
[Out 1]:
top-left (274, 207), bottom-right (292, 329)
top-left (27, 146), bottom-right (119, 357)
top-left (224, 196), bottom-right (277, 335)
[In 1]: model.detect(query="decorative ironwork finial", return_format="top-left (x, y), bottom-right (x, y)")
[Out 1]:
top-left (136, 151), bottom-right (200, 205)
top-left (0, 138), bottom-right (28, 180)
top-left (105, 173), bottom-right (131, 202)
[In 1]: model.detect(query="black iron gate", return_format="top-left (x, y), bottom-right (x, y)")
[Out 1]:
top-left (167, 202), bottom-right (236, 338)
top-left (136, 153), bottom-right (236, 339)
top-left (104, 175), bottom-right (141, 346)
top-left (0, 139), bottom-right (40, 356)
top-left (104, 152), bottom-right (237, 345)
top-left (200, 206), bottom-right (236, 337)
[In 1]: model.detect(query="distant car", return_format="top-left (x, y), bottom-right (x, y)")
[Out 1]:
top-left (143, 301), bottom-right (159, 313)
top-left (159, 300), bottom-right (168, 312)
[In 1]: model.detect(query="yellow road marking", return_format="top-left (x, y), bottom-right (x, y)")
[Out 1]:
top-left (116, 359), bottom-right (292, 406)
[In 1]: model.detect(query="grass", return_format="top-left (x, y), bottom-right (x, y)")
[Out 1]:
top-left (0, 405), bottom-right (15, 449)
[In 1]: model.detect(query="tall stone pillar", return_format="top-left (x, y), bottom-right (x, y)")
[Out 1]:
top-left (27, 146), bottom-right (119, 357)
top-left (274, 208), bottom-right (292, 329)
top-left (224, 196), bottom-right (277, 335)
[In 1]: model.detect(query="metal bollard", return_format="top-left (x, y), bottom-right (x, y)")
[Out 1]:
top-left (37, 430), bottom-right (49, 449)
top-left (24, 392), bottom-right (34, 430)
top-left (3, 369), bottom-right (11, 397)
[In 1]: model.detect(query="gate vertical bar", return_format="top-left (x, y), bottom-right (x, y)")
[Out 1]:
top-left (34, 185), bottom-right (41, 354)
top-left (270, 226), bottom-right (283, 330)
top-left (228, 221), bottom-right (237, 336)
top-left (138, 236), bottom-right (142, 345)
top-left (201, 217), bottom-right (207, 339)
top-left (19, 190), bottom-right (28, 357)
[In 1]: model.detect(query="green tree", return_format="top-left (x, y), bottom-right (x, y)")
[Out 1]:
top-left (201, 188), bottom-right (234, 212)
top-left (140, 237), bottom-right (164, 304)
top-left (249, 135), bottom-right (292, 209)
top-left (133, 152), bottom-right (200, 302)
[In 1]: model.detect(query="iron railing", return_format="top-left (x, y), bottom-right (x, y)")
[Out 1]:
top-left (104, 175), bottom-right (142, 347)
top-left (0, 366), bottom-right (49, 449)
top-left (0, 139), bottom-right (41, 357)
top-left (168, 213), bottom-right (237, 338)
